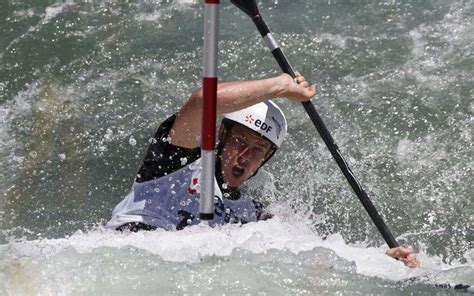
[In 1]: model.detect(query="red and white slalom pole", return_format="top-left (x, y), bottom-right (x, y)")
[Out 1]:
top-left (200, 0), bottom-right (219, 221)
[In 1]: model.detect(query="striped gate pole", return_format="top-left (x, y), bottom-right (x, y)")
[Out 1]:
top-left (200, 0), bottom-right (219, 221)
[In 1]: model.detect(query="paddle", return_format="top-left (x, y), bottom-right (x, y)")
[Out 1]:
top-left (230, 1), bottom-right (473, 293)
top-left (230, 0), bottom-right (398, 248)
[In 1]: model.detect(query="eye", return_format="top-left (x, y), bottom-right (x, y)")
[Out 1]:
top-left (252, 146), bottom-right (267, 156)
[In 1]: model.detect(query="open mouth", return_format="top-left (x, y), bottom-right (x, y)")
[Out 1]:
top-left (232, 166), bottom-right (245, 178)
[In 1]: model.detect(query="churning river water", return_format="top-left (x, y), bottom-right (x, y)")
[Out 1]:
top-left (0, 0), bottom-right (473, 295)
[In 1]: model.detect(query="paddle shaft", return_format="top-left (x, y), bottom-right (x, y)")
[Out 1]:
top-left (252, 13), bottom-right (474, 294)
top-left (252, 14), bottom-right (399, 248)
top-left (230, 2), bottom-right (473, 290)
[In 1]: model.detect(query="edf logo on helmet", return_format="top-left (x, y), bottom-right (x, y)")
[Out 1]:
top-left (245, 114), bottom-right (273, 134)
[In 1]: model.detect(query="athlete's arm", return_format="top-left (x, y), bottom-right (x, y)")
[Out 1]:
top-left (170, 73), bottom-right (316, 148)
top-left (386, 246), bottom-right (420, 268)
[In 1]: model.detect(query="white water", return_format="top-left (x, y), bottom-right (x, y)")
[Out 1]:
top-left (1, 215), bottom-right (472, 295)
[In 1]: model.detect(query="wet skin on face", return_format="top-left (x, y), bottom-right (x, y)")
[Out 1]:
top-left (219, 124), bottom-right (274, 188)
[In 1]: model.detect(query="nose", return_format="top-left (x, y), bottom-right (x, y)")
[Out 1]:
top-left (237, 147), bottom-right (251, 165)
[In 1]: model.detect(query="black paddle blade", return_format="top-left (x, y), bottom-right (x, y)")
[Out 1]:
top-left (230, 0), bottom-right (259, 18)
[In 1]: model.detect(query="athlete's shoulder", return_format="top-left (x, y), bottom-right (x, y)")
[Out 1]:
top-left (136, 113), bottom-right (201, 183)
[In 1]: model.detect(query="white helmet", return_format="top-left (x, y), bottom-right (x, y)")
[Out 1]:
top-left (222, 101), bottom-right (287, 148)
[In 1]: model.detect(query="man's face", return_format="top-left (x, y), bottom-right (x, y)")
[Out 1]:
top-left (219, 124), bottom-right (274, 188)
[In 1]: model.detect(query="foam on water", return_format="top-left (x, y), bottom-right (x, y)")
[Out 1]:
top-left (1, 216), bottom-right (472, 290)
